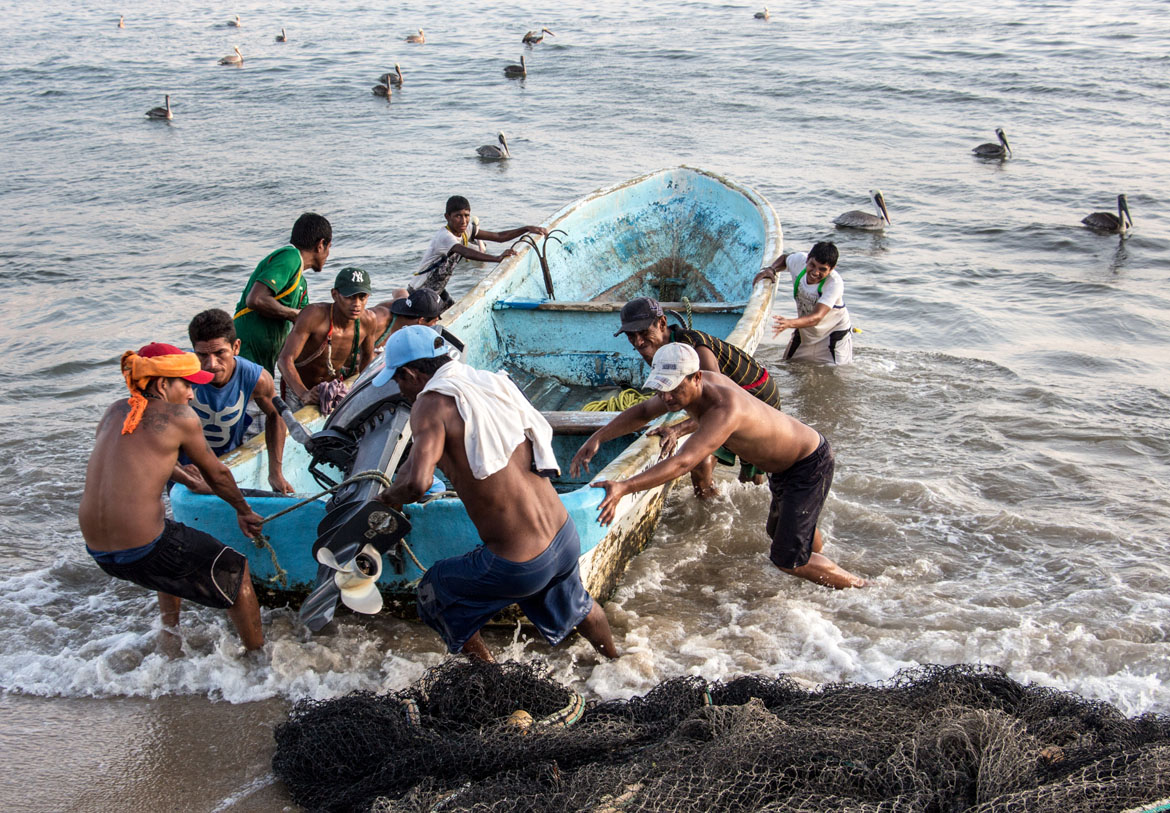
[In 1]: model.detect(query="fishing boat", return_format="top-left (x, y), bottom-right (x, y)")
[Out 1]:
top-left (171, 166), bottom-right (781, 626)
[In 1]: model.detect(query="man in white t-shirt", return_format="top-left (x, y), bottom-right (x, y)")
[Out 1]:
top-left (415, 195), bottom-right (548, 301)
top-left (756, 241), bottom-right (853, 365)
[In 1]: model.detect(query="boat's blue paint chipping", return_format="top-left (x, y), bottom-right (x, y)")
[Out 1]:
top-left (172, 167), bottom-right (782, 608)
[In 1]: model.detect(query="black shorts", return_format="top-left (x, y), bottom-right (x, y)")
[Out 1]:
top-left (92, 519), bottom-right (247, 609)
top-left (766, 436), bottom-right (834, 569)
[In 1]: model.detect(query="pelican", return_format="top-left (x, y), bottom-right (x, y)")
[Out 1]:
top-left (372, 79), bottom-right (392, 98)
top-left (1082, 194), bottom-right (1132, 233)
top-left (504, 55), bottom-right (527, 78)
top-left (406, 28), bottom-right (425, 43)
top-left (146, 95), bottom-right (172, 120)
top-left (754, 8), bottom-right (770, 19)
top-left (117, 15), bottom-right (124, 28)
top-left (477, 132), bottom-right (510, 160)
top-left (973, 127), bottom-right (1011, 159)
top-left (833, 189), bottom-right (891, 230)
top-left (219, 46), bottom-right (243, 66)
top-left (275, 28), bottom-right (287, 42)
top-left (379, 64), bottom-right (403, 86)
top-left (228, 14), bottom-right (242, 28)
top-left (523, 28), bottom-right (554, 44)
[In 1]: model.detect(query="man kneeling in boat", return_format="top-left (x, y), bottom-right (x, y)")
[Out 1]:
top-left (614, 296), bottom-right (783, 494)
top-left (278, 267), bottom-right (377, 415)
top-left (79, 344), bottom-right (267, 651)
top-left (571, 343), bottom-right (866, 590)
top-left (373, 326), bottom-right (619, 662)
top-left (170, 308), bottom-right (293, 495)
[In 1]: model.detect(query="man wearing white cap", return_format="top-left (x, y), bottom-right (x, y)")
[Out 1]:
top-left (570, 343), bottom-right (866, 590)
top-left (372, 326), bottom-right (619, 661)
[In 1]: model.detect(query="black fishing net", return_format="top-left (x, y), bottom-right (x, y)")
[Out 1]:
top-left (272, 660), bottom-right (1170, 813)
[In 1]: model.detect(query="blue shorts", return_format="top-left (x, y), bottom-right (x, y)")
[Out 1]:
top-left (416, 518), bottom-right (594, 653)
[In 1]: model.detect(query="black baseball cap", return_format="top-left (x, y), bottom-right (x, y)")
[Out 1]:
top-left (614, 297), bottom-right (665, 336)
top-left (391, 288), bottom-right (444, 319)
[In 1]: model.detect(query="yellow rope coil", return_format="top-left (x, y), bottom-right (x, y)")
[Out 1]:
top-left (583, 388), bottom-right (655, 412)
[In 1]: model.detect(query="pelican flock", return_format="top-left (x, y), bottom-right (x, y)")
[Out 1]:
top-left (833, 190), bottom-right (891, 230)
top-left (145, 95), bottom-right (172, 120)
top-left (973, 128), bottom-right (1011, 159)
top-left (219, 46), bottom-right (243, 66)
top-left (504, 55), bottom-right (527, 78)
top-left (477, 132), bottom-right (510, 160)
top-left (1082, 194), bottom-right (1132, 234)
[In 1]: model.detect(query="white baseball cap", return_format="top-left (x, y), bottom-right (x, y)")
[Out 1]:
top-left (643, 343), bottom-right (700, 391)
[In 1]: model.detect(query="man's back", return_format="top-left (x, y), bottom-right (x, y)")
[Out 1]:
top-left (79, 400), bottom-right (197, 551)
top-left (419, 390), bottom-right (567, 561)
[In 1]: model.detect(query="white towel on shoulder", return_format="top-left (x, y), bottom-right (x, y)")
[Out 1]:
top-left (420, 361), bottom-right (559, 480)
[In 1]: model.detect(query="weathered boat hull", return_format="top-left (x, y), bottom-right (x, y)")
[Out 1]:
top-left (172, 165), bottom-right (782, 615)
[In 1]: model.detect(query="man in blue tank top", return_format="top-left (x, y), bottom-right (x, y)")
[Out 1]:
top-left (171, 309), bottom-right (294, 495)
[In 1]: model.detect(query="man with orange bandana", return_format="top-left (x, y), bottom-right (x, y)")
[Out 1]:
top-left (79, 343), bottom-right (267, 652)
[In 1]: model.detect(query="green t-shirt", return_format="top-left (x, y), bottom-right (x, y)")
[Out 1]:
top-left (233, 245), bottom-right (308, 374)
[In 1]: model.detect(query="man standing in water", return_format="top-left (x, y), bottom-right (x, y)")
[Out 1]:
top-left (79, 344), bottom-right (266, 651)
top-left (373, 326), bottom-right (618, 661)
top-left (234, 212), bottom-right (333, 375)
top-left (613, 296), bottom-right (783, 494)
top-left (755, 241), bottom-right (854, 365)
top-left (571, 343), bottom-right (866, 590)
top-left (277, 267), bottom-right (377, 414)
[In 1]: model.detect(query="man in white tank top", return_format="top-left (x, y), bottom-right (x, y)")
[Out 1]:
top-left (757, 241), bottom-right (853, 365)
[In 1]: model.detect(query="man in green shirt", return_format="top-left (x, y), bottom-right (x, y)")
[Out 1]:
top-left (233, 213), bottom-right (332, 374)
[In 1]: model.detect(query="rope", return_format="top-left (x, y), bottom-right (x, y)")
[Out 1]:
top-left (682, 295), bottom-right (694, 329)
top-left (583, 388), bottom-right (655, 412)
top-left (251, 470), bottom-right (395, 589)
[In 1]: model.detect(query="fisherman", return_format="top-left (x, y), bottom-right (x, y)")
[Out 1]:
top-left (233, 212), bottom-right (333, 375)
top-left (613, 296), bottom-right (783, 493)
top-left (170, 309), bottom-right (294, 495)
top-left (415, 195), bottom-right (547, 302)
top-left (370, 287), bottom-right (445, 351)
top-left (278, 267), bottom-right (377, 415)
top-left (570, 343), bottom-right (866, 590)
top-left (755, 241), bottom-right (854, 365)
top-left (78, 343), bottom-right (267, 650)
top-left (373, 326), bottom-right (618, 662)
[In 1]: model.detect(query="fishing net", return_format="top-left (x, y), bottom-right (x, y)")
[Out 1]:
top-left (272, 660), bottom-right (1170, 813)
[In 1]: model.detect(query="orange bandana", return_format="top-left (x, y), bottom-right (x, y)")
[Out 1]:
top-left (119, 350), bottom-right (204, 434)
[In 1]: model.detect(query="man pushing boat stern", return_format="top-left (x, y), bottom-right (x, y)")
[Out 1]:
top-left (373, 326), bottom-right (617, 662)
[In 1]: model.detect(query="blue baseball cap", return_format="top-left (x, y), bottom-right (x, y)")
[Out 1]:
top-left (372, 325), bottom-right (452, 386)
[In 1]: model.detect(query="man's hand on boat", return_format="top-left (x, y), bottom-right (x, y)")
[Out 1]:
top-left (569, 437), bottom-right (601, 477)
top-left (645, 418), bottom-right (697, 460)
top-left (268, 471), bottom-right (295, 495)
top-left (592, 480), bottom-right (632, 525)
top-left (236, 508), bottom-right (265, 539)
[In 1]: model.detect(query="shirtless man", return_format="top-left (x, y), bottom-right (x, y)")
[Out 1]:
top-left (79, 343), bottom-right (266, 650)
top-left (277, 267), bottom-right (377, 413)
top-left (171, 308), bottom-right (293, 495)
top-left (370, 287), bottom-right (444, 351)
top-left (570, 343), bottom-right (866, 590)
top-left (373, 326), bottom-right (618, 662)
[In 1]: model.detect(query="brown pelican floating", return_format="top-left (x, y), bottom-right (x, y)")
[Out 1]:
top-left (146, 95), bottom-right (172, 120)
top-left (834, 190), bottom-right (891, 230)
top-left (219, 46), bottom-right (243, 66)
top-left (972, 128), bottom-right (1011, 159)
top-left (476, 132), bottom-right (510, 160)
top-left (504, 55), bottom-right (527, 78)
top-left (1082, 194), bottom-right (1132, 234)
top-left (406, 28), bottom-right (425, 43)
top-left (275, 28), bottom-right (287, 42)
top-left (754, 8), bottom-right (770, 19)
top-left (372, 79), bottom-right (392, 98)
top-left (117, 15), bottom-right (124, 29)
top-left (228, 14), bottom-right (242, 28)
top-left (379, 64), bottom-right (403, 86)
top-left (523, 28), bottom-right (554, 44)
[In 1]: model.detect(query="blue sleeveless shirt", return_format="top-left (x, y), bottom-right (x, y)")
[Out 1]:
top-left (188, 357), bottom-right (263, 456)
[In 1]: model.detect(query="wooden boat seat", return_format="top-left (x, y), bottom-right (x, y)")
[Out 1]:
top-left (494, 298), bottom-right (745, 314)
top-left (541, 411), bottom-right (622, 435)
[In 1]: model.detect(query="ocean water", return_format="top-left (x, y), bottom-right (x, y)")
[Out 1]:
top-left (1, 0), bottom-right (1168, 809)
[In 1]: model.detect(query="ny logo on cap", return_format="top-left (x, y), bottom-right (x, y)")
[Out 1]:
top-left (352, 270), bottom-right (365, 282)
